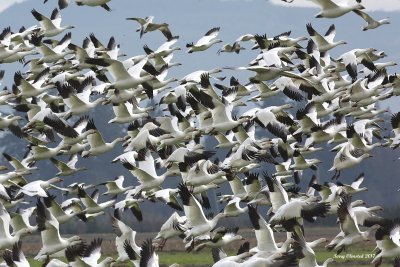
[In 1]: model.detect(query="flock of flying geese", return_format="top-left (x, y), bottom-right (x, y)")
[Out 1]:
top-left (0, 0), bottom-right (399, 266)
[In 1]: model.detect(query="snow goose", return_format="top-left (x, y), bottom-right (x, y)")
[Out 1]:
top-left (217, 42), bottom-right (244, 55)
top-left (108, 101), bottom-right (150, 124)
top-left (126, 16), bottom-right (173, 39)
top-left (112, 211), bottom-right (140, 262)
top-left (187, 27), bottom-right (222, 53)
top-left (269, 198), bottom-right (330, 226)
top-left (16, 177), bottom-right (63, 197)
top-left (43, 195), bottom-right (87, 224)
top-left (30, 32), bottom-right (74, 64)
top-left (329, 143), bottom-right (372, 179)
top-left (211, 242), bottom-right (253, 267)
top-left (2, 241), bottom-right (30, 267)
top-left (139, 239), bottom-right (159, 267)
top-left (77, 187), bottom-right (115, 216)
top-left (13, 69), bottom-right (53, 99)
top-left (35, 199), bottom-right (82, 260)
top-left (306, 23), bottom-right (346, 53)
top-left (372, 220), bottom-right (400, 266)
top-left (50, 155), bottom-right (86, 176)
top-left (75, 0), bottom-right (112, 11)
top-left (247, 205), bottom-right (287, 255)
top-left (0, 114), bottom-right (25, 138)
top-left (0, 204), bottom-right (31, 250)
top-left (178, 183), bottom-right (227, 242)
top-left (191, 227), bottom-right (244, 252)
top-left (23, 108), bottom-right (78, 139)
top-left (98, 175), bottom-right (133, 198)
top-left (289, 150), bottom-right (322, 171)
top-left (24, 143), bottom-right (67, 163)
top-left (147, 188), bottom-right (183, 211)
top-left (31, 8), bottom-right (74, 37)
top-left (82, 238), bottom-right (115, 266)
top-left (44, 0), bottom-right (69, 9)
top-left (121, 160), bottom-right (177, 193)
top-left (353, 10), bottom-right (390, 31)
top-left (10, 207), bottom-right (38, 235)
top-left (114, 197), bottom-right (143, 221)
top-left (184, 160), bottom-right (226, 187)
top-left (307, 0), bottom-right (365, 18)
top-left (85, 56), bottom-right (158, 90)
top-left (153, 212), bottom-right (186, 250)
top-left (221, 197), bottom-right (248, 217)
top-left (333, 194), bottom-right (378, 254)
top-left (56, 80), bottom-right (105, 116)
top-left (82, 119), bottom-right (124, 157)
top-left (292, 230), bottom-right (334, 267)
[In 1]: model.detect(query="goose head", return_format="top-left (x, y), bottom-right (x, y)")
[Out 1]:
top-left (16, 228), bottom-right (32, 238)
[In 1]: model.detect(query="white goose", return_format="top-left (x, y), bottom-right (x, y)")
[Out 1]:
top-left (187, 27), bottom-right (222, 53)
top-left (31, 8), bottom-right (74, 37)
top-left (34, 199), bottom-right (82, 260)
top-left (112, 211), bottom-right (141, 262)
top-left (306, 23), bottom-right (346, 53)
top-left (98, 175), bottom-right (133, 197)
top-left (153, 212), bottom-right (186, 250)
top-left (75, 0), bottom-right (112, 11)
top-left (85, 56), bottom-right (157, 90)
top-left (178, 183), bottom-right (226, 242)
top-left (353, 10), bottom-right (390, 31)
top-left (333, 194), bottom-right (378, 254)
top-left (77, 187), bottom-right (115, 216)
top-left (82, 119), bottom-right (124, 157)
top-left (16, 177), bottom-right (63, 197)
top-left (50, 154), bottom-right (86, 176)
top-left (308, 0), bottom-right (365, 18)
top-left (0, 204), bottom-right (31, 250)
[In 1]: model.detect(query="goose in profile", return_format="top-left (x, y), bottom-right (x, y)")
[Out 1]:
top-left (31, 8), bottom-right (74, 37)
top-left (190, 227), bottom-right (244, 252)
top-left (333, 194), bottom-right (378, 254)
top-left (353, 10), bottom-right (390, 31)
top-left (34, 199), bottom-right (82, 260)
top-left (10, 207), bottom-right (38, 235)
top-left (75, 0), bottom-right (112, 11)
top-left (16, 177), bottom-right (63, 197)
top-left (371, 220), bottom-right (400, 266)
top-left (153, 212), bottom-right (186, 250)
top-left (112, 210), bottom-right (141, 262)
top-left (187, 27), bottom-right (223, 53)
top-left (178, 183), bottom-right (227, 242)
top-left (308, 0), bottom-right (365, 19)
top-left (0, 114), bottom-right (24, 138)
top-left (0, 204), bottom-right (31, 250)
top-left (306, 24), bottom-right (346, 53)
top-left (50, 155), bottom-right (86, 176)
top-left (329, 143), bottom-right (372, 180)
top-left (82, 119), bottom-right (124, 157)
top-left (292, 230), bottom-right (335, 267)
top-left (13, 69), bottom-right (53, 99)
top-left (126, 16), bottom-right (173, 39)
top-left (85, 56), bottom-right (158, 90)
top-left (77, 187), bottom-right (115, 216)
top-left (98, 175), bottom-right (133, 198)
